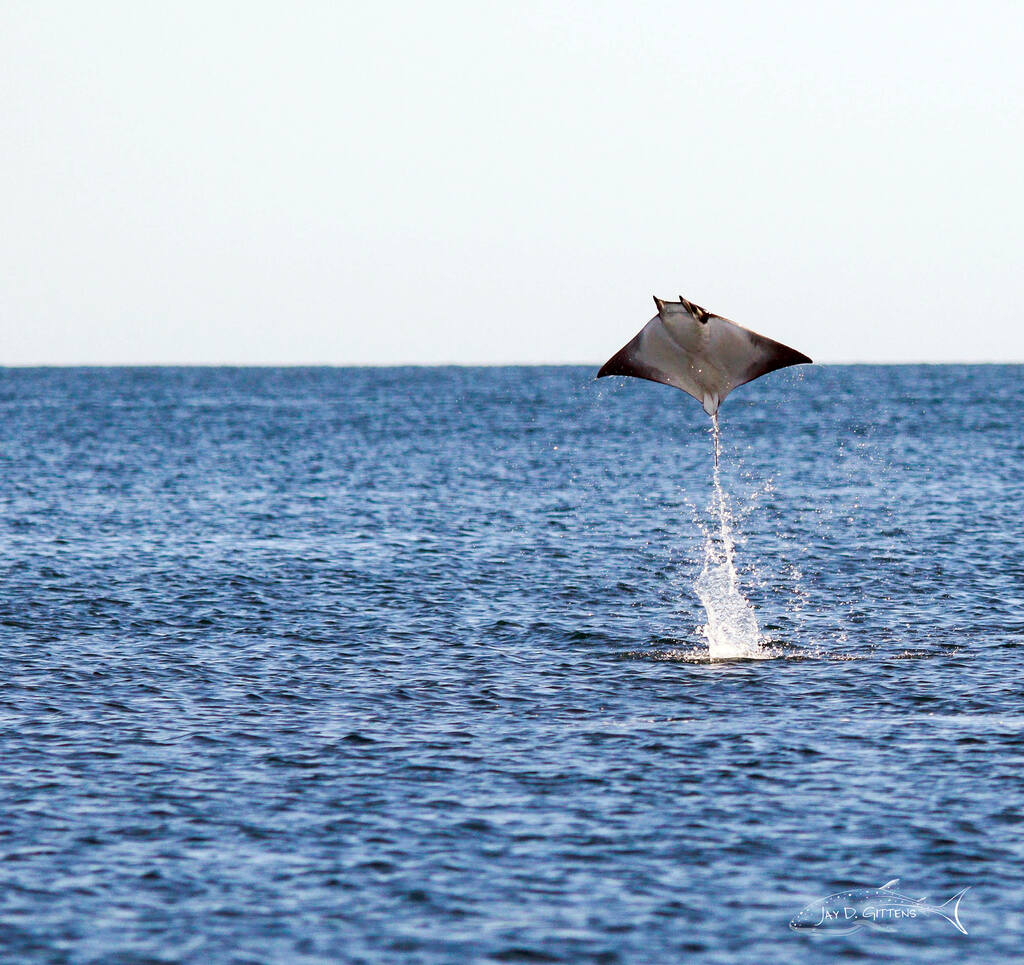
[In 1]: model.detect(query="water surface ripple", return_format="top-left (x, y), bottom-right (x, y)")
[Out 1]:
top-left (1, 365), bottom-right (1022, 963)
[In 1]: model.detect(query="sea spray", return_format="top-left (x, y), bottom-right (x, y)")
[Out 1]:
top-left (694, 414), bottom-right (769, 659)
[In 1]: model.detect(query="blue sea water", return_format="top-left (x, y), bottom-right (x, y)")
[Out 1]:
top-left (0, 364), bottom-right (1022, 964)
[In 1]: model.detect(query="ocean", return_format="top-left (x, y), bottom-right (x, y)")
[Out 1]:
top-left (1, 364), bottom-right (1022, 963)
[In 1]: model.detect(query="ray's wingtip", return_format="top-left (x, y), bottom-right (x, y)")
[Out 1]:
top-left (596, 354), bottom-right (619, 379)
top-left (784, 346), bottom-right (813, 367)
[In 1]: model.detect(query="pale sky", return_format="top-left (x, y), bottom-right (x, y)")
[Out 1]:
top-left (3, 1), bottom-right (1022, 364)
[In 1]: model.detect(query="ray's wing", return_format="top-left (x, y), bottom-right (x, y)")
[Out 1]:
top-left (706, 313), bottom-right (812, 397)
top-left (597, 312), bottom-right (705, 403)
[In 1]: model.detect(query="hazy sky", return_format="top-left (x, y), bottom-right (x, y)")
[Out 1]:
top-left (3, 2), bottom-right (1022, 364)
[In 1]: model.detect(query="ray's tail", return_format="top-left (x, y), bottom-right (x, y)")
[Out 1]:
top-left (711, 412), bottom-right (721, 469)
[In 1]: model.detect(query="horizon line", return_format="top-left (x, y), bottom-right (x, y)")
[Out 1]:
top-left (1, 360), bottom-right (1022, 369)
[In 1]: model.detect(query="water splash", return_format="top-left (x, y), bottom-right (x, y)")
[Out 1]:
top-left (693, 414), bottom-right (770, 660)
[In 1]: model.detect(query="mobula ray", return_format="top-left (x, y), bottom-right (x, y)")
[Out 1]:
top-left (598, 295), bottom-right (812, 417)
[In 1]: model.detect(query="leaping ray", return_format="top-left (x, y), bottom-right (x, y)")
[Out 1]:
top-left (597, 295), bottom-right (812, 417)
